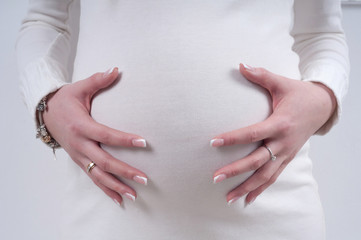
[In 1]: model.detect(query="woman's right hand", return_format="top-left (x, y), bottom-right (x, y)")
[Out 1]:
top-left (42, 67), bottom-right (148, 207)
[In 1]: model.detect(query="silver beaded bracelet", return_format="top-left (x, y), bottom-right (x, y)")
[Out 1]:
top-left (36, 96), bottom-right (60, 158)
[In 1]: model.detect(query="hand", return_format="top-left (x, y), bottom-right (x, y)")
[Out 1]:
top-left (43, 67), bottom-right (149, 207)
top-left (210, 63), bottom-right (337, 206)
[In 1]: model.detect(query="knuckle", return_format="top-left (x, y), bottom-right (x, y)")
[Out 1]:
top-left (116, 133), bottom-right (132, 146)
top-left (98, 157), bottom-right (111, 172)
top-left (250, 157), bottom-right (264, 171)
top-left (269, 175), bottom-right (278, 184)
top-left (277, 117), bottom-right (292, 135)
top-left (248, 128), bottom-right (259, 143)
top-left (121, 167), bottom-right (134, 179)
top-left (113, 184), bottom-right (126, 194)
top-left (88, 72), bottom-right (103, 82)
top-left (67, 121), bottom-right (84, 135)
top-left (91, 172), bottom-right (102, 185)
top-left (258, 172), bottom-right (271, 182)
top-left (226, 134), bottom-right (237, 145)
top-left (258, 68), bottom-right (268, 78)
top-left (80, 73), bottom-right (104, 95)
top-left (98, 131), bottom-right (111, 144)
top-left (242, 184), bottom-right (253, 193)
top-left (126, 135), bottom-right (136, 147)
top-left (228, 166), bottom-right (240, 177)
top-left (93, 72), bottom-right (103, 78)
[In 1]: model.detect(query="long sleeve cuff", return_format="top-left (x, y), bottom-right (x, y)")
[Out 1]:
top-left (301, 60), bottom-right (349, 135)
top-left (19, 57), bottom-right (70, 124)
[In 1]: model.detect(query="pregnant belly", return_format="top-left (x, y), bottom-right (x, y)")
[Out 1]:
top-left (90, 67), bottom-right (271, 215)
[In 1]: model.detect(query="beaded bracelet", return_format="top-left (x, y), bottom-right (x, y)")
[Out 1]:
top-left (36, 96), bottom-right (60, 158)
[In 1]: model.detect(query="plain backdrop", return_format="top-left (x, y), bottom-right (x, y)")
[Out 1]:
top-left (0, 1), bottom-right (360, 239)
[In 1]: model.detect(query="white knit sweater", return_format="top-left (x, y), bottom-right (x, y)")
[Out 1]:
top-left (16, 1), bottom-right (349, 239)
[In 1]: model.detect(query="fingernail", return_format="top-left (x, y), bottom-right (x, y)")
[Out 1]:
top-left (245, 197), bottom-right (256, 207)
top-left (210, 138), bottom-right (224, 147)
top-left (241, 63), bottom-right (253, 71)
top-left (103, 67), bottom-right (115, 77)
top-left (227, 196), bottom-right (240, 206)
top-left (125, 193), bottom-right (136, 202)
top-left (248, 197), bottom-right (256, 205)
top-left (213, 173), bottom-right (227, 184)
top-left (133, 175), bottom-right (148, 186)
top-left (113, 198), bottom-right (121, 207)
top-left (132, 138), bottom-right (147, 148)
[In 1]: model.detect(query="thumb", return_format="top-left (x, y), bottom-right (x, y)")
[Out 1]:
top-left (239, 63), bottom-right (283, 93)
top-left (80, 67), bottom-right (120, 98)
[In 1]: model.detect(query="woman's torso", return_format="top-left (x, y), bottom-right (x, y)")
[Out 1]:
top-left (62, 1), bottom-right (325, 239)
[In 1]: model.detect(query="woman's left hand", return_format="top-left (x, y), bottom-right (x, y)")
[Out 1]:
top-left (210, 63), bottom-right (337, 206)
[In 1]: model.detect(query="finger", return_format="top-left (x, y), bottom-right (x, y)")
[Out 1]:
top-left (93, 181), bottom-right (124, 207)
top-left (81, 141), bottom-right (148, 186)
top-left (245, 162), bottom-right (288, 205)
top-left (239, 63), bottom-right (286, 93)
top-left (76, 67), bottom-right (120, 98)
top-left (89, 162), bottom-right (137, 202)
top-left (226, 146), bottom-right (283, 204)
top-left (213, 144), bottom-right (272, 183)
top-left (83, 117), bottom-right (147, 148)
top-left (68, 151), bottom-right (124, 206)
top-left (210, 115), bottom-right (278, 147)
top-left (78, 155), bottom-right (137, 202)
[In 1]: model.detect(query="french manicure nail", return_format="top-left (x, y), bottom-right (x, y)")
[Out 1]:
top-left (227, 196), bottom-right (240, 206)
top-left (213, 173), bottom-right (227, 184)
top-left (244, 197), bottom-right (256, 208)
top-left (210, 138), bottom-right (224, 147)
top-left (125, 193), bottom-right (136, 202)
top-left (133, 175), bottom-right (148, 186)
top-left (248, 197), bottom-right (256, 205)
top-left (113, 198), bottom-right (121, 207)
top-left (132, 138), bottom-right (147, 148)
top-left (242, 63), bottom-right (253, 71)
top-left (104, 67), bottom-right (115, 77)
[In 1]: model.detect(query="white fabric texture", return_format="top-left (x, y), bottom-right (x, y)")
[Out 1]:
top-left (16, 1), bottom-right (349, 240)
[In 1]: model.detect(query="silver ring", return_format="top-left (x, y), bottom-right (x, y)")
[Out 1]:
top-left (264, 144), bottom-right (277, 161)
top-left (87, 161), bottom-right (96, 173)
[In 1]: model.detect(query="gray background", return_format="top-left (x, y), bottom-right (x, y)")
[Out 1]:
top-left (0, 1), bottom-right (360, 239)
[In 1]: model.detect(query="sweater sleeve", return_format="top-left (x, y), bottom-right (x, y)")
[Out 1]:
top-left (16, 0), bottom-right (80, 123)
top-left (291, 0), bottom-right (350, 135)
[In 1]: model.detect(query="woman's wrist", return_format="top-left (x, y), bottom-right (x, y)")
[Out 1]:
top-left (309, 81), bottom-right (338, 134)
top-left (35, 92), bottom-right (61, 150)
